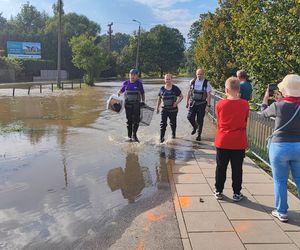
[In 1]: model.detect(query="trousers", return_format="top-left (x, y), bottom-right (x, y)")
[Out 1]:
top-left (187, 102), bottom-right (206, 136)
top-left (269, 142), bottom-right (300, 214)
top-left (160, 108), bottom-right (178, 139)
top-left (215, 148), bottom-right (245, 194)
top-left (125, 102), bottom-right (140, 138)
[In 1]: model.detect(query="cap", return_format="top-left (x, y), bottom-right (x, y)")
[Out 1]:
top-left (129, 69), bottom-right (139, 75)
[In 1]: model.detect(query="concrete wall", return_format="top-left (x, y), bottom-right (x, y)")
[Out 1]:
top-left (33, 70), bottom-right (68, 81)
top-left (0, 69), bottom-right (15, 83)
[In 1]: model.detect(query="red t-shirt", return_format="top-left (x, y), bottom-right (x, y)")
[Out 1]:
top-left (214, 99), bottom-right (249, 149)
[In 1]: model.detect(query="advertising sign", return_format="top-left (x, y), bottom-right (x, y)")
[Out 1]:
top-left (7, 41), bottom-right (41, 59)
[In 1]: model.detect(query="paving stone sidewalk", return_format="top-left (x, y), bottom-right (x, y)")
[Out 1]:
top-left (168, 140), bottom-right (300, 250)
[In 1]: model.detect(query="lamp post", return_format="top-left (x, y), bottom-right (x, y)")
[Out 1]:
top-left (132, 19), bottom-right (141, 71)
top-left (57, 0), bottom-right (62, 88)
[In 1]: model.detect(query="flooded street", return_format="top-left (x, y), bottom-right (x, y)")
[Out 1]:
top-left (0, 78), bottom-right (216, 250)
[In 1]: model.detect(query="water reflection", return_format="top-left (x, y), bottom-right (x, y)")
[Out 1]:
top-left (107, 153), bottom-right (145, 204)
top-left (0, 79), bottom-right (216, 249)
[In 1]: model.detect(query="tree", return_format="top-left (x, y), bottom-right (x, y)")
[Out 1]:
top-left (12, 1), bottom-right (48, 40)
top-left (43, 12), bottom-right (101, 78)
top-left (69, 34), bottom-right (105, 85)
top-left (143, 25), bottom-right (185, 77)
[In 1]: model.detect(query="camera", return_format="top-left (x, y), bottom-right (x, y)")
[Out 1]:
top-left (268, 84), bottom-right (277, 96)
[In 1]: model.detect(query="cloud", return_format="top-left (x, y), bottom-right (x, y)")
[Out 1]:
top-left (133, 0), bottom-right (201, 41)
top-left (134, 0), bottom-right (191, 9)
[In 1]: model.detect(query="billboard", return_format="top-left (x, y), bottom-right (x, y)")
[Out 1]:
top-left (7, 41), bottom-right (41, 59)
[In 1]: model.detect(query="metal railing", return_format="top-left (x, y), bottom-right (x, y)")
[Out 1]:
top-left (0, 80), bottom-right (82, 96)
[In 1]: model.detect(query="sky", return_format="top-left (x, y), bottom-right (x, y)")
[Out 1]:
top-left (0, 0), bottom-right (219, 42)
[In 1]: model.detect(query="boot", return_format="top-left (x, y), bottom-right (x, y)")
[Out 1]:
top-left (133, 123), bottom-right (140, 142)
top-left (127, 124), bottom-right (132, 141)
top-left (191, 122), bottom-right (198, 135)
top-left (172, 130), bottom-right (176, 139)
top-left (160, 128), bottom-right (166, 143)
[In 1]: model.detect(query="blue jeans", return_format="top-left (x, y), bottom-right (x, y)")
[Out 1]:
top-left (269, 142), bottom-right (300, 214)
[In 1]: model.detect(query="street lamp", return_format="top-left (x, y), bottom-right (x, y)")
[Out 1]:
top-left (132, 19), bottom-right (141, 71)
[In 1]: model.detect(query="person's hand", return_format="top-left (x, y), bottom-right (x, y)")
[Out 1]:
top-left (140, 102), bottom-right (145, 107)
top-left (185, 103), bottom-right (189, 108)
top-left (264, 87), bottom-right (270, 99)
top-left (206, 106), bottom-right (211, 113)
top-left (156, 108), bottom-right (160, 114)
top-left (117, 92), bottom-right (120, 97)
top-left (173, 102), bottom-right (178, 108)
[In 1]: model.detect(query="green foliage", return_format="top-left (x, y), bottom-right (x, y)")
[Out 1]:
top-left (143, 25), bottom-right (185, 77)
top-left (20, 59), bottom-right (56, 76)
top-left (69, 34), bottom-right (105, 85)
top-left (191, 0), bottom-right (300, 95)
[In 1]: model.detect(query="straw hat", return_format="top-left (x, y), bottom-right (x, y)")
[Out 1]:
top-left (278, 74), bottom-right (300, 97)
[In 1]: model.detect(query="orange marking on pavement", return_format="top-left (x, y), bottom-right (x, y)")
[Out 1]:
top-left (145, 211), bottom-right (167, 222)
top-left (135, 239), bottom-right (144, 250)
top-left (178, 196), bottom-right (190, 208)
top-left (182, 175), bottom-right (192, 180)
top-left (234, 221), bottom-right (251, 233)
top-left (143, 223), bottom-right (150, 232)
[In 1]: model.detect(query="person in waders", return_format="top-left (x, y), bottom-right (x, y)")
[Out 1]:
top-left (118, 69), bottom-right (145, 142)
top-left (186, 68), bottom-right (212, 141)
top-left (156, 73), bottom-right (183, 143)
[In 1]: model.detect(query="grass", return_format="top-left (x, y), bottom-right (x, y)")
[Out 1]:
top-left (0, 122), bottom-right (25, 134)
top-left (41, 114), bottom-right (71, 120)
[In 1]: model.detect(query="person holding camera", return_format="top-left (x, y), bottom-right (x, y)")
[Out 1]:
top-left (118, 69), bottom-right (145, 142)
top-left (260, 74), bottom-right (300, 222)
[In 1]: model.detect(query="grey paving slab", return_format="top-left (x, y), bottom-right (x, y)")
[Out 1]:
top-left (243, 164), bottom-right (264, 173)
top-left (245, 244), bottom-right (299, 250)
top-left (286, 232), bottom-right (300, 248)
top-left (220, 197), bottom-right (271, 220)
top-left (243, 173), bottom-right (273, 183)
top-left (183, 211), bottom-right (234, 232)
top-left (173, 173), bottom-right (206, 184)
top-left (197, 161), bottom-right (216, 169)
top-left (232, 220), bottom-right (292, 244)
top-left (189, 232), bottom-right (244, 250)
top-left (219, 188), bottom-right (256, 204)
top-left (193, 148), bottom-right (216, 155)
top-left (254, 195), bottom-right (300, 211)
top-left (178, 196), bottom-right (222, 212)
top-left (176, 183), bottom-right (212, 196)
top-left (182, 239), bottom-right (191, 250)
top-left (273, 210), bottom-right (300, 232)
top-left (201, 168), bottom-right (216, 178)
top-left (194, 153), bottom-right (215, 160)
top-left (206, 177), bottom-right (233, 190)
top-left (244, 183), bottom-right (274, 195)
top-left (172, 164), bottom-right (202, 174)
top-left (196, 155), bottom-right (216, 166)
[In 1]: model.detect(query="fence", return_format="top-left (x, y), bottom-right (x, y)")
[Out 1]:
top-left (0, 80), bottom-right (82, 96)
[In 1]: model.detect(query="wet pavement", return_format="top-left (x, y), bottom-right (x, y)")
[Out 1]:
top-left (0, 78), bottom-right (216, 250)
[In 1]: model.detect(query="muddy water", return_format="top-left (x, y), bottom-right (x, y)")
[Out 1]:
top-left (0, 78), bottom-right (216, 250)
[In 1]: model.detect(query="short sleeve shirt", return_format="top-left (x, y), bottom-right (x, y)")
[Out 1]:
top-left (120, 80), bottom-right (144, 94)
top-left (158, 85), bottom-right (182, 98)
top-left (190, 79), bottom-right (212, 92)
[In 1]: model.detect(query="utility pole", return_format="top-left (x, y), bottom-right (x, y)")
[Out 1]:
top-left (107, 22), bottom-right (113, 51)
top-left (57, 0), bottom-right (62, 88)
top-left (132, 19), bottom-right (141, 71)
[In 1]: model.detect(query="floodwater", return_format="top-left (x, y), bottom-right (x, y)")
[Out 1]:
top-left (0, 78), bottom-right (216, 250)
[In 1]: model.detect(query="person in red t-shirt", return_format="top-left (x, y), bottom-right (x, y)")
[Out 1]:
top-left (214, 77), bottom-right (249, 201)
